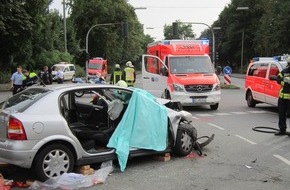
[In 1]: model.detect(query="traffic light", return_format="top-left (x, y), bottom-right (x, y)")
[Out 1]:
top-left (122, 21), bottom-right (129, 38)
top-left (172, 22), bottom-right (178, 36)
top-left (216, 52), bottom-right (219, 61)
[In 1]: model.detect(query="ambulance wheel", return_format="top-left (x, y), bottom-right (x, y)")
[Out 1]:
top-left (210, 103), bottom-right (219, 110)
top-left (246, 91), bottom-right (256, 107)
top-left (173, 129), bottom-right (193, 156)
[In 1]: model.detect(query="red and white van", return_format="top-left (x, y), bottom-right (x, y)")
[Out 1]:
top-left (245, 56), bottom-right (288, 108)
top-left (88, 57), bottom-right (108, 79)
top-left (142, 40), bottom-right (221, 110)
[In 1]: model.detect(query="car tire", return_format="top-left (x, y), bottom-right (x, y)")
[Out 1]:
top-left (210, 103), bottom-right (219, 110)
top-left (173, 129), bottom-right (193, 156)
top-left (32, 144), bottom-right (74, 182)
top-left (246, 91), bottom-right (256, 107)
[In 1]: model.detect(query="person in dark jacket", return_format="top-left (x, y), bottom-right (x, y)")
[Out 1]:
top-left (275, 56), bottom-right (290, 136)
top-left (110, 64), bottom-right (123, 85)
top-left (38, 66), bottom-right (52, 85)
top-left (22, 69), bottom-right (38, 89)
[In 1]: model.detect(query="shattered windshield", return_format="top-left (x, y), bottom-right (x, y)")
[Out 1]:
top-left (3, 88), bottom-right (50, 112)
top-left (169, 56), bottom-right (214, 74)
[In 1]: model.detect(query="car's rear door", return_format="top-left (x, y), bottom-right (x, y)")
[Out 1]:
top-left (265, 63), bottom-right (281, 105)
top-left (252, 63), bottom-right (268, 102)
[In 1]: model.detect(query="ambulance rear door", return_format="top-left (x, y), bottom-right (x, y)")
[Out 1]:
top-left (142, 55), bottom-right (168, 98)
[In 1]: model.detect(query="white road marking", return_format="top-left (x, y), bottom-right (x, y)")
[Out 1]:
top-left (235, 135), bottom-right (257, 145)
top-left (247, 111), bottom-right (268, 114)
top-left (214, 113), bottom-right (231, 116)
top-left (231, 112), bottom-right (248, 114)
top-left (208, 123), bottom-right (225, 130)
top-left (273, 154), bottom-right (290, 166)
top-left (195, 114), bottom-right (213, 117)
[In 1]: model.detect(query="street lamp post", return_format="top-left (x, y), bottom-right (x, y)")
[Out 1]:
top-left (62, 0), bottom-right (67, 52)
top-left (85, 23), bottom-right (117, 82)
top-left (183, 22), bottom-right (216, 68)
top-left (236, 6), bottom-right (249, 72)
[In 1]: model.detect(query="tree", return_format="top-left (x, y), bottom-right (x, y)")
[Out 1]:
top-left (0, 0), bottom-right (33, 71)
top-left (163, 20), bottom-right (196, 40)
top-left (69, 0), bottom-right (145, 69)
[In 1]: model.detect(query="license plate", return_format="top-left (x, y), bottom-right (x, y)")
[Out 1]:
top-left (193, 98), bottom-right (206, 103)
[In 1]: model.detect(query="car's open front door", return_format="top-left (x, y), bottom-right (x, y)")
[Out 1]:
top-left (142, 55), bottom-right (168, 98)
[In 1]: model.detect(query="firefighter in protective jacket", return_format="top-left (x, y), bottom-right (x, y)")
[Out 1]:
top-left (123, 61), bottom-right (136, 87)
top-left (276, 56), bottom-right (290, 136)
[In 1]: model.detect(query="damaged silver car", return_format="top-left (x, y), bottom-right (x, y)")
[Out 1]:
top-left (0, 84), bottom-right (213, 181)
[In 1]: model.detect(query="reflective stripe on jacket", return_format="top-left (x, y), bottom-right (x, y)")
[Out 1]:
top-left (124, 67), bottom-right (135, 85)
top-left (278, 70), bottom-right (290, 99)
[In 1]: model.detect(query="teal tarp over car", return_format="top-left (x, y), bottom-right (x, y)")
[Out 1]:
top-left (107, 88), bottom-right (168, 171)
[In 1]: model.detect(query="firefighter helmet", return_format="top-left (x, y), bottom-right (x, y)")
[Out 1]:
top-left (115, 64), bottom-right (120, 69)
top-left (116, 80), bottom-right (128, 87)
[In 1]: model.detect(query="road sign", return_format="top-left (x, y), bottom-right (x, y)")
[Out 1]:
top-left (223, 66), bottom-right (232, 75)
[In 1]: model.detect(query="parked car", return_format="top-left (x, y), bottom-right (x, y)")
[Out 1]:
top-left (51, 62), bottom-right (76, 81)
top-left (245, 56), bottom-right (288, 108)
top-left (0, 84), bottom-right (213, 181)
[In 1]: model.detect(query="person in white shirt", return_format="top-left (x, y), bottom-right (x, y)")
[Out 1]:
top-left (55, 67), bottom-right (64, 84)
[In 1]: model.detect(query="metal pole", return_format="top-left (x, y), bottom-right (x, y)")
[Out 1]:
top-left (241, 29), bottom-right (245, 71)
top-left (85, 23), bottom-right (119, 82)
top-left (183, 22), bottom-right (215, 68)
top-left (63, 0), bottom-right (67, 52)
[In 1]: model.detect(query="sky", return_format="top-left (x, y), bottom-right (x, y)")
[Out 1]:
top-left (50, 0), bottom-right (231, 40)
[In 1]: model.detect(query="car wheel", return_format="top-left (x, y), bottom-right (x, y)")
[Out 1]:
top-left (32, 144), bottom-right (74, 182)
top-left (173, 129), bottom-right (193, 156)
top-left (210, 103), bottom-right (219, 110)
top-left (246, 91), bottom-right (256, 107)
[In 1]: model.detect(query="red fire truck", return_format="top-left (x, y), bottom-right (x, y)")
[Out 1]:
top-left (88, 57), bottom-right (108, 79)
top-left (142, 39), bottom-right (221, 110)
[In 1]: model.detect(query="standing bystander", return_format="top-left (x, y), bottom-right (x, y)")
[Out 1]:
top-left (38, 66), bottom-right (52, 85)
top-left (22, 69), bottom-right (38, 89)
top-left (10, 66), bottom-right (23, 95)
top-left (54, 67), bottom-right (64, 84)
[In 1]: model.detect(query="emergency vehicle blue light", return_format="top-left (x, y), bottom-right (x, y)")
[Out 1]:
top-left (163, 40), bottom-right (170, 45)
top-left (273, 56), bottom-right (281, 61)
top-left (253, 57), bottom-right (259, 62)
top-left (200, 38), bottom-right (209, 45)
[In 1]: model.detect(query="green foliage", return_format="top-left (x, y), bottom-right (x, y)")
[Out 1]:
top-left (0, 70), bottom-right (11, 84)
top-left (75, 64), bottom-right (85, 77)
top-left (34, 50), bottom-right (73, 70)
top-left (164, 20), bottom-right (196, 40)
top-left (69, 0), bottom-right (145, 70)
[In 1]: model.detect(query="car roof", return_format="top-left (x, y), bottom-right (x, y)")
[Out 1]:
top-left (52, 63), bottom-right (75, 67)
top-left (30, 83), bottom-right (131, 92)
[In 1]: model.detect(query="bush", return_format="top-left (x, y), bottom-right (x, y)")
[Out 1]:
top-left (75, 64), bottom-right (85, 77)
top-left (0, 70), bottom-right (11, 84)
